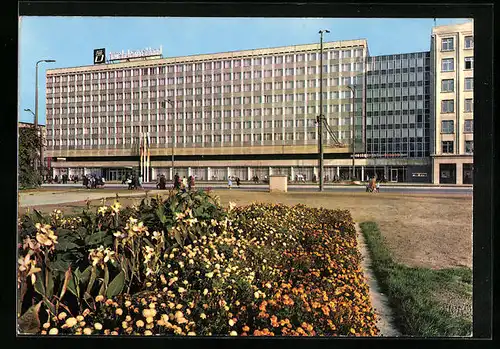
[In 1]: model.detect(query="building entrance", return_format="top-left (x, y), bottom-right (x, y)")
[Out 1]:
top-left (439, 164), bottom-right (456, 184)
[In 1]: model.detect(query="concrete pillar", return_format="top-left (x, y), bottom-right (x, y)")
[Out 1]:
top-left (336, 166), bottom-right (340, 177)
top-left (290, 166), bottom-right (294, 181)
top-left (268, 166), bottom-right (272, 176)
top-left (433, 160), bottom-right (440, 184)
top-left (247, 167), bottom-right (251, 181)
top-left (151, 167), bottom-right (156, 181)
top-left (384, 166), bottom-right (388, 181)
top-left (169, 168), bottom-right (173, 181)
top-left (227, 167), bottom-right (230, 180)
top-left (207, 167), bottom-right (211, 181)
top-left (456, 162), bottom-right (463, 184)
top-left (188, 167), bottom-right (192, 177)
top-left (361, 166), bottom-right (365, 182)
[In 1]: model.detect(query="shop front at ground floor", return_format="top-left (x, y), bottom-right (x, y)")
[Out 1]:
top-left (49, 157), bottom-right (432, 183)
top-left (432, 155), bottom-right (474, 185)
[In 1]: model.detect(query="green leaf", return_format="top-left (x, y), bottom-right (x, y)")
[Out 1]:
top-left (80, 265), bottom-right (92, 285)
top-left (67, 274), bottom-right (79, 298)
top-left (33, 272), bottom-right (45, 297)
top-left (33, 209), bottom-right (45, 223)
top-left (174, 230), bottom-right (183, 247)
top-left (86, 267), bottom-right (97, 295)
top-left (17, 301), bottom-right (42, 334)
top-left (56, 228), bottom-right (73, 237)
top-left (76, 226), bottom-right (88, 238)
top-left (59, 267), bottom-right (72, 299)
top-left (106, 271), bottom-right (125, 298)
top-left (45, 267), bottom-right (54, 299)
top-left (50, 260), bottom-right (70, 272)
top-left (85, 231), bottom-right (109, 245)
top-left (55, 240), bottom-right (80, 252)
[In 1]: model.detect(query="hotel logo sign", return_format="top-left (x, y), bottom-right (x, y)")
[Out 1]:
top-left (109, 46), bottom-right (163, 61)
top-left (93, 48), bottom-right (106, 65)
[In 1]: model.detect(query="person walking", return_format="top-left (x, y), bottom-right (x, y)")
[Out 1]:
top-left (188, 175), bottom-right (195, 191)
top-left (182, 176), bottom-right (188, 192)
top-left (236, 177), bottom-right (240, 187)
top-left (228, 177), bottom-right (233, 189)
top-left (174, 173), bottom-right (180, 190)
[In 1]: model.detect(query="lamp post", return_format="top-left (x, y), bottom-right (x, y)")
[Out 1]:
top-left (35, 59), bottom-right (56, 175)
top-left (165, 99), bottom-right (175, 178)
top-left (347, 85), bottom-right (356, 180)
top-left (318, 29), bottom-right (330, 192)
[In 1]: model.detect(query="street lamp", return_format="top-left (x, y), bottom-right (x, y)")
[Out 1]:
top-left (35, 59), bottom-right (56, 175)
top-left (347, 85), bottom-right (356, 180)
top-left (164, 99), bottom-right (175, 178)
top-left (24, 108), bottom-right (35, 122)
top-left (318, 29), bottom-right (330, 192)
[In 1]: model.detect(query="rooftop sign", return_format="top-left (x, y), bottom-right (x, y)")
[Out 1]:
top-left (109, 46), bottom-right (163, 61)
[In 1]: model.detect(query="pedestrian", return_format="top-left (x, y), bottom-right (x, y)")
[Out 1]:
top-left (188, 175), bottom-right (195, 191)
top-left (159, 174), bottom-right (166, 190)
top-left (174, 173), bottom-right (180, 190)
top-left (138, 175), bottom-right (143, 189)
top-left (236, 177), bottom-right (240, 187)
top-left (228, 177), bottom-right (233, 189)
top-left (312, 174), bottom-right (317, 183)
top-left (182, 176), bottom-right (188, 192)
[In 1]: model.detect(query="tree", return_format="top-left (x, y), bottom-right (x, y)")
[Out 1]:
top-left (18, 126), bottom-right (43, 189)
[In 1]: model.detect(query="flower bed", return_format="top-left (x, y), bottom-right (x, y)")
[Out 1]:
top-left (17, 190), bottom-right (379, 336)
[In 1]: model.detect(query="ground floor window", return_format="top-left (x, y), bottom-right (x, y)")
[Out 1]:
top-left (463, 163), bottom-right (473, 184)
top-left (439, 164), bottom-right (456, 184)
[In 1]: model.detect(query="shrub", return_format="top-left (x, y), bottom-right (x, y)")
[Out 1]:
top-left (18, 192), bottom-right (379, 336)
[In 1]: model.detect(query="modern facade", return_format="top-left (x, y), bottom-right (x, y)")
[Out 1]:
top-left (365, 52), bottom-right (432, 182)
top-left (42, 22), bottom-right (474, 184)
top-left (45, 39), bottom-right (371, 182)
top-left (430, 21), bottom-right (474, 184)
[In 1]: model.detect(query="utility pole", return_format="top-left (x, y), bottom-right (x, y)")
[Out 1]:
top-left (166, 99), bottom-right (175, 179)
top-left (35, 59), bottom-right (56, 175)
top-left (318, 29), bottom-right (330, 191)
top-left (347, 85), bottom-right (356, 180)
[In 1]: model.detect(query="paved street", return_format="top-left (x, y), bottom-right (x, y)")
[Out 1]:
top-left (32, 182), bottom-right (473, 197)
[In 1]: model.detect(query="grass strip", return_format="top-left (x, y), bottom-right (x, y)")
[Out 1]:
top-left (359, 221), bottom-right (472, 337)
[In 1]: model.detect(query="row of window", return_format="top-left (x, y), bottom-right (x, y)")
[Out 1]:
top-left (47, 131), bottom-right (354, 146)
top-left (441, 77), bottom-right (474, 92)
top-left (441, 119), bottom-right (474, 133)
top-left (47, 89), bottom-right (361, 105)
top-left (368, 114), bottom-right (428, 124)
top-left (47, 73), bottom-right (364, 93)
top-left (367, 129), bottom-right (426, 137)
top-left (367, 57), bottom-right (429, 70)
top-left (441, 57), bottom-right (473, 72)
top-left (441, 36), bottom-right (474, 51)
top-left (441, 140), bottom-right (473, 154)
top-left (367, 72), bottom-right (428, 84)
top-left (441, 98), bottom-right (474, 113)
top-left (47, 49), bottom-right (365, 83)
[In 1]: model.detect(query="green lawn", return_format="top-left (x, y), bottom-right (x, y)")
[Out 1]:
top-left (359, 222), bottom-right (472, 337)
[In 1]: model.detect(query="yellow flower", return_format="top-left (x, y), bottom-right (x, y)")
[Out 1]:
top-left (98, 206), bottom-right (108, 215)
top-left (146, 317), bottom-right (154, 324)
top-left (42, 322), bottom-right (51, 329)
top-left (228, 319), bottom-right (235, 327)
top-left (115, 308), bottom-right (123, 316)
top-left (203, 289), bottom-right (208, 296)
top-left (95, 295), bottom-right (104, 302)
top-left (230, 331), bottom-right (238, 336)
top-left (206, 272), bottom-right (214, 279)
top-left (125, 300), bottom-right (132, 308)
top-left (187, 331), bottom-right (196, 336)
top-left (65, 317), bottom-right (78, 327)
top-left (254, 291), bottom-right (260, 299)
top-left (144, 330), bottom-right (153, 336)
top-left (200, 313), bottom-right (206, 320)
top-left (57, 312), bottom-right (67, 321)
top-left (94, 323), bottom-right (103, 330)
top-left (178, 287), bottom-right (186, 294)
top-left (76, 315), bottom-right (84, 322)
top-left (111, 201), bottom-right (121, 213)
top-left (48, 328), bottom-right (58, 335)
top-left (136, 320), bottom-right (145, 328)
top-left (122, 321), bottom-right (128, 329)
top-left (83, 328), bottom-right (92, 335)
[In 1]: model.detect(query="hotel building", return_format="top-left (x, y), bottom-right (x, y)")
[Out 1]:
top-left (430, 21), bottom-right (474, 184)
top-left (43, 22), bottom-right (474, 184)
top-left (45, 39), bottom-right (369, 182)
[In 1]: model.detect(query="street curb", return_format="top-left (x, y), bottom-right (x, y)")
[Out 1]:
top-left (355, 223), bottom-right (401, 337)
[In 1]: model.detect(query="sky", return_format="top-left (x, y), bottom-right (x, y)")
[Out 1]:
top-left (18, 17), bottom-right (470, 125)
